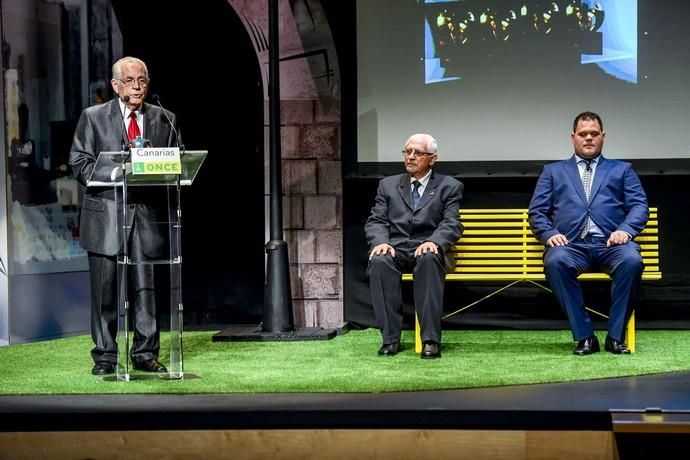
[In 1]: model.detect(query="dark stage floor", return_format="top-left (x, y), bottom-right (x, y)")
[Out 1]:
top-left (2, 371), bottom-right (690, 432)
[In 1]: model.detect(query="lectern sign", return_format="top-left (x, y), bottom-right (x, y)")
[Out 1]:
top-left (131, 147), bottom-right (181, 175)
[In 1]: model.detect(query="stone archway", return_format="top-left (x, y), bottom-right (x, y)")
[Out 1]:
top-left (227, 0), bottom-right (343, 328)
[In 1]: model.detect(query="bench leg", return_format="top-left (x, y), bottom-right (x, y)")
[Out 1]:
top-left (626, 311), bottom-right (636, 353)
top-left (415, 313), bottom-right (422, 353)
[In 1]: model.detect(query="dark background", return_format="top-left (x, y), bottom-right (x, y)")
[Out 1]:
top-left (112, 0), bottom-right (266, 325)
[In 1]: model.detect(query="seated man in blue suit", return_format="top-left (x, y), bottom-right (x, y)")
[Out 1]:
top-left (528, 112), bottom-right (648, 355)
top-left (365, 134), bottom-right (463, 359)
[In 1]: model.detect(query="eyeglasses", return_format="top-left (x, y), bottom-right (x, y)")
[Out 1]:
top-left (118, 77), bottom-right (149, 87)
top-left (402, 148), bottom-right (435, 158)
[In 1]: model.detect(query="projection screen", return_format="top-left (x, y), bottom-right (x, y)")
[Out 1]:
top-left (357, 0), bottom-right (690, 163)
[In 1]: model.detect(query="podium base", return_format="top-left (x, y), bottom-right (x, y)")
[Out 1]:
top-left (102, 373), bottom-right (200, 382)
top-left (212, 326), bottom-right (337, 342)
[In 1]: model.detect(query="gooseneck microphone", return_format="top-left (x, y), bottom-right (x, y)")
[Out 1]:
top-left (119, 95), bottom-right (131, 152)
top-left (151, 94), bottom-right (184, 155)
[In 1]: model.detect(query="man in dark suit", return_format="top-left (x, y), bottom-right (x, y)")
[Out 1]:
top-left (365, 134), bottom-right (463, 359)
top-left (528, 112), bottom-right (648, 355)
top-left (70, 56), bottom-right (181, 375)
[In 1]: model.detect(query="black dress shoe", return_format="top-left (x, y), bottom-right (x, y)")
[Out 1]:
top-left (605, 336), bottom-right (631, 354)
top-left (378, 342), bottom-right (400, 356)
top-left (91, 362), bottom-right (115, 376)
top-left (421, 342), bottom-right (441, 359)
top-left (132, 359), bottom-right (168, 373)
top-left (573, 336), bottom-right (600, 356)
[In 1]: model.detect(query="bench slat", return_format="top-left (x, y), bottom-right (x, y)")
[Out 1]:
top-left (403, 272), bottom-right (663, 281)
top-left (456, 245), bottom-right (544, 251)
top-left (457, 259), bottom-right (545, 266)
top-left (635, 236), bottom-right (659, 242)
top-left (463, 222), bottom-right (530, 227)
top-left (460, 209), bottom-right (529, 213)
top-left (458, 252), bottom-right (543, 258)
top-left (453, 267), bottom-right (546, 273)
top-left (464, 229), bottom-right (536, 235)
top-left (460, 237), bottom-right (540, 243)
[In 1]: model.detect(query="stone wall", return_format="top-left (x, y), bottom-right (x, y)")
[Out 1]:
top-left (281, 99), bottom-right (342, 328)
top-left (232, 0), bottom-right (344, 329)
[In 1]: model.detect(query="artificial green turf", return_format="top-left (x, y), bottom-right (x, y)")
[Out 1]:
top-left (0, 329), bottom-right (689, 394)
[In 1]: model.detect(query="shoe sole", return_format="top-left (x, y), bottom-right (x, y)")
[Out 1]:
top-left (605, 346), bottom-right (631, 354)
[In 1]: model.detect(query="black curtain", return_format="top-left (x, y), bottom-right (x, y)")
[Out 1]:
top-left (112, 0), bottom-right (265, 325)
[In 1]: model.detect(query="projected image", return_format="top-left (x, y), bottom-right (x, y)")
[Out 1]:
top-left (425, 0), bottom-right (637, 84)
top-left (357, 0), bottom-right (689, 162)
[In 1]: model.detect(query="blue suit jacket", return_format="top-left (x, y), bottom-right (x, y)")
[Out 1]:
top-left (528, 155), bottom-right (648, 244)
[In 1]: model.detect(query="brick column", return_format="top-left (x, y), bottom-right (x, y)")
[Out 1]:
top-left (281, 99), bottom-right (342, 328)
top-left (231, 0), bottom-right (343, 329)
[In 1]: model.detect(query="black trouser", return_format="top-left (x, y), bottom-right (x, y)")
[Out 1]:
top-left (88, 223), bottom-right (159, 365)
top-left (367, 243), bottom-right (446, 345)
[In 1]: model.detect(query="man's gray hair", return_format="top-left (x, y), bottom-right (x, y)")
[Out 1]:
top-left (112, 56), bottom-right (149, 80)
top-left (407, 133), bottom-right (438, 154)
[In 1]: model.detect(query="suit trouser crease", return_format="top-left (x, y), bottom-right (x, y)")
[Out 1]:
top-left (368, 255), bottom-right (404, 344)
top-left (413, 252), bottom-right (445, 344)
top-left (89, 254), bottom-right (118, 364)
top-left (368, 247), bottom-right (445, 344)
top-left (544, 240), bottom-right (643, 342)
top-left (89, 218), bottom-right (159, 365)
top-left (607, 244), bottom-right (644, 341)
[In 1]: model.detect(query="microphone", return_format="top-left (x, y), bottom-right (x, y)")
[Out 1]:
top-left (151, 94), bottom-right (184, 155)
top-left (119, 95), bottom-right (131, 152)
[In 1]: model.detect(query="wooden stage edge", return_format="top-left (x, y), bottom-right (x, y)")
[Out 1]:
top-left (3, 371), bottom-right (690, 457)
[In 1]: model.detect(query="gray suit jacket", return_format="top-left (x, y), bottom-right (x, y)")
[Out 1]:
top-left (69, 98), bottom-right (181, 256)
top-left (365, 171), bottom-right (464, 266)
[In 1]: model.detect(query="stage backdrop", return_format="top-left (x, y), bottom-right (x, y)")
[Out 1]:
top-left (356, 0), bottom-right (690, 165)
top-left (323, 1), bottom-right (690, 329)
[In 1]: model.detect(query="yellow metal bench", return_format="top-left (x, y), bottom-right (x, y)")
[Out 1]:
top-left (402, 208), bottom-right (661, 353)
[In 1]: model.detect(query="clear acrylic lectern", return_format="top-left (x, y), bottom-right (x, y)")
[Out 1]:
top-left (87, 150), bottom-right (207, 381)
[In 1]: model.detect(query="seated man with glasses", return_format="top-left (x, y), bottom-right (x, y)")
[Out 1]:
top-left (365, 134), bottom-right (463, 359)
top-left (70, 56), bottom-right (181, 376)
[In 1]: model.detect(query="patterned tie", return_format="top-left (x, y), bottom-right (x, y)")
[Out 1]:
top-left (579, 160), bottom-right (593, 238)
top-left (127, 111), bottom-right (141, 142)
top-left (412, 180), bottom-right (422, 209)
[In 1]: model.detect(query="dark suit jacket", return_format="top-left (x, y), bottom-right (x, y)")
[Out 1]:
top-left (365, 171), bottom-right (464, 266)
top-left (528, 155), bottom-right (648, 243)
top-left (69, 98), bottom-right (181, 256)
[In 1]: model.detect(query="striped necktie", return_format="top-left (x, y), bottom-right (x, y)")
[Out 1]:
top-left (579, 160), bottom-right (593, 238)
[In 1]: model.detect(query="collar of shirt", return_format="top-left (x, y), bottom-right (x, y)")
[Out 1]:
top-left (576, 154), bottom-right (600, 178)
top-left (119, 99), bottom-right (143, 133)
top-left (410, 169), bottom-right (432, 195)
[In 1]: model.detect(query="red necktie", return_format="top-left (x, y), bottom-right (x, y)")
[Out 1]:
top-left (127, 111), bottom-right (141, 141)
